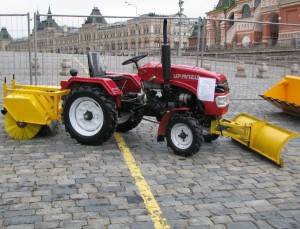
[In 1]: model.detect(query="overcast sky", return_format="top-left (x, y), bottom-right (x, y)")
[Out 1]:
top-left (1, 0), bottom-right (218, 18)
top-left (0, 0), bottom-right (219, 38)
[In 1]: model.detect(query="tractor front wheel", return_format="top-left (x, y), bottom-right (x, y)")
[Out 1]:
top-left (63, 86), bottom-right (117, 145)
top-left (166, 114), bottom-right (203, 157)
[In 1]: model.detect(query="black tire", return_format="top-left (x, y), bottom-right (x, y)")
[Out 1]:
top-left (200, 118), bottom-right (220, 143)
top-left (166, 114), bottom-right (203, 157)
top-left (203, 134), bottom-right (219, 143)
top-left (38, 121), bottom-right (59, 137)
top-left (63, 86), bottom-right (117, 145)
top-left (116, 111), bottom-right (143, 132)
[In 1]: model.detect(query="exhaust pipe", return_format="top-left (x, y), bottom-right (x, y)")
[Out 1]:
top-left (161, 19), bottom-right (171, 98)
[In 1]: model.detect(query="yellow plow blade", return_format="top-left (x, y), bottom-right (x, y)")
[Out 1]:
top-left (212, 113), bottom-right (299, 166)
top-left (261, 75), bottom-right (300, 116)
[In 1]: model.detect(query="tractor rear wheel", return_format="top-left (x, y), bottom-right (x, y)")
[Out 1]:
top-left (116, 111), bottom-right (143, 132)
top-left (166, 114), bottom-right (203, 157)
top-left (63, 86), bottom-right (117, 145)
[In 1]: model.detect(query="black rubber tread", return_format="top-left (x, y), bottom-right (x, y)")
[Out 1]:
top-left (63, 86), bottom-right (117, 145)
top-left (199, 118), bottom-right (220, 143)
top-left (38, 121), bottom-right (59, 137)
top-left (203, 134), bottom-right (219, 143)
top-left (166, 113), bottom-right (203, 157)
top-left (116, 111), bottom-right (144, 132)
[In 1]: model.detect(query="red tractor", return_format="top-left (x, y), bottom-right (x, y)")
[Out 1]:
top-left (60, 19), bottom-right (230, 156)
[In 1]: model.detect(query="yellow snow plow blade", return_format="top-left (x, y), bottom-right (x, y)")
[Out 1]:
top-left (2, 80), bottom-right (69, 140)
top-left (211, 113), bottom-right (299, 166)
top-left (261, 75), bottom-right (300, 116)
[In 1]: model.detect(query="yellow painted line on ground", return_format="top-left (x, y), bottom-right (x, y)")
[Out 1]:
top-left (76, 58), bottom-right (170, 228)
top-left (114, 133), bottom-right (171, 229)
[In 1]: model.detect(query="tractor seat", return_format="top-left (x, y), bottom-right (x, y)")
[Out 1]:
top-left (87, 51), bottom-right (123, 81)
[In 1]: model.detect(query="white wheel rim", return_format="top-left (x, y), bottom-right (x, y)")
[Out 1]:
top-left (170, 123), bottom-right (193, 150)
top-left (69, 97), bottom-right (104, 137)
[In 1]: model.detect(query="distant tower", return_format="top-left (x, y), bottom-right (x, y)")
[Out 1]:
top-left (178, 0), bottom-right (184, 16)
top-left (85, 7), bottom-right (107, 25)
top-left (36, 10), bottom-right (40, 24)
top-left (178, 0), bottom-right (184, 56)
top-left (47, 6), bottom-right (52, 20)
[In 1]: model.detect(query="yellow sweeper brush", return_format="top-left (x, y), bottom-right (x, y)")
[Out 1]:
top-left (261, 75), bottom-right (300, 117)
top-left (4, 112), bottom-right (41, 140)
top-left (2, 79), bottom-right (69, 140)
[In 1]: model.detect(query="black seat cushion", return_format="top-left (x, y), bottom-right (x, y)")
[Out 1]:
top-left (87, 52), bottom-right (123, 81)
top-left (87, 51), bottom-right (107, 77)
top-left (104, 74), bottom-right (123, 81)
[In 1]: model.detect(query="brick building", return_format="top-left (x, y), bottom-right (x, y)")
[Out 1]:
top-left (206, 0), bottom-right (300, 49)
top-left (7, 7), bottom-right (193, 55)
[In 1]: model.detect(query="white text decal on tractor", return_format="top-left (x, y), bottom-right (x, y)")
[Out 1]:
top-left (173, 74), bottom-right (199, 80)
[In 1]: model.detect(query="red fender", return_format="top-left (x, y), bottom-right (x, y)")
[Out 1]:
top-left (157, 107), bottom-right (191, 141)
top-left (60, 77), bottom-right (122, 107)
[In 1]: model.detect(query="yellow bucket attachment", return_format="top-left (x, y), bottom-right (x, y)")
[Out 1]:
top-left (211, 113), bottom-right (299, 166)
top-left (2, 80), bottom-right (69, 140)
top-left (261, 75), bottom-right (300, 116)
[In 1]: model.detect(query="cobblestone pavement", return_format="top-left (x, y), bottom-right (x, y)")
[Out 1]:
top-left (1, 96), bottom-right (300, 228)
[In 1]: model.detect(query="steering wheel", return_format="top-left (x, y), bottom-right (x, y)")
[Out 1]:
top-left (122, 54), bottom-right (148, 66)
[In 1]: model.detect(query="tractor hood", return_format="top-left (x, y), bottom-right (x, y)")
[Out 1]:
top-left (170, 64), bottom-right (227, 82)
top-left (139, 62), bottom-right (227, 84)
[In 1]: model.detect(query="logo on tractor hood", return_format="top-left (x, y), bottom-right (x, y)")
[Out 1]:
top-left (173, 74), bottom-right (200, 80)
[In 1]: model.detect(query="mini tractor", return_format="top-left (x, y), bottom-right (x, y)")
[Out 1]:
top-left (2, 19), bottom-right (299, 166)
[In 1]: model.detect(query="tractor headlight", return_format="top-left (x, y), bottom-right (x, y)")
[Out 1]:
top-left (215, 94), bottom-right (230, 108)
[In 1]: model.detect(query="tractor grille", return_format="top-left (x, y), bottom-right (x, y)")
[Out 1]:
top-left (215, 81), bottom-right (230, 93)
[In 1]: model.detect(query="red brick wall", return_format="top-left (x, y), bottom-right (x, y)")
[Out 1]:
top-left (279, 4), bottom-right (300, 32)
top-left (188, 37), bottom-right (197, 49)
